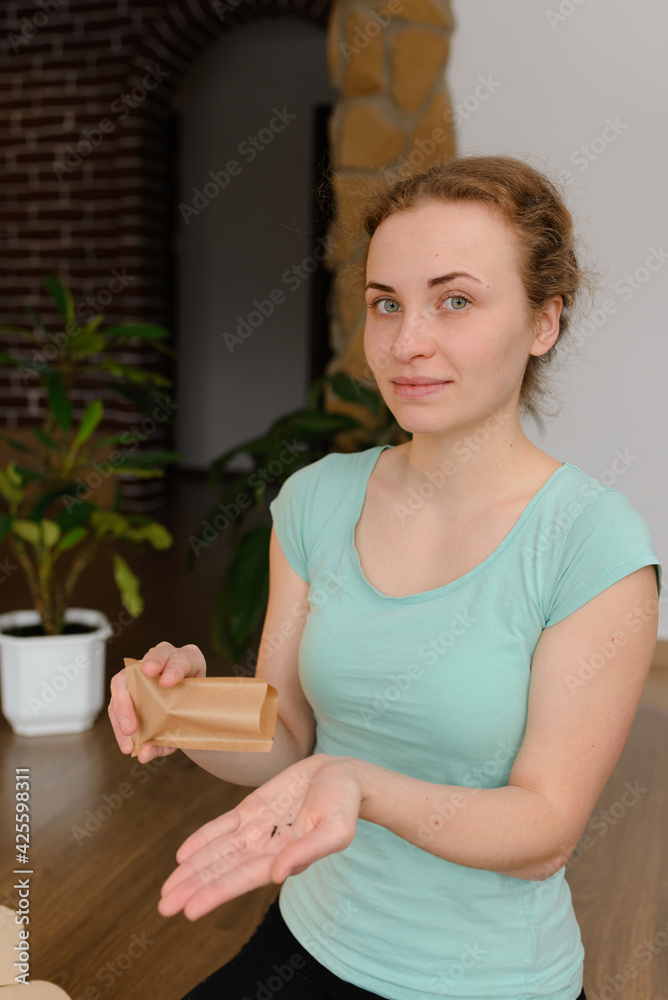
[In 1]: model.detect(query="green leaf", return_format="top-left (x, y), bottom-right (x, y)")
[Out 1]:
top-left (124, 521), bottom-right (173, 549)
top-left (44, 274), bottom-right (75, 321)
top-left (104, 324), bottom-right (169, 341)
top-left (0, 326), bottom-right (33, 336)
top-left (26, 306), bottom-right (50, 337)
top-left (55, 500), bottom-right (95, 532)
top-left (11, 519), bottom-right (41, 545)
top-left (108, 468), bottom-right (164, 479)
top-left (99, 381), bottom-right (161, 415)
top-left (211, 525), bottom-right (271, 660)
top-left (0, 432), bottom-right (35, 455)
top-left (90, 510), bottom-right (128, 536)
top-left (188, 472), bottom-right (255, 569)
top-left (29, 482), bottom-right (80, 522)
top-left (46, 374), bottom-right (71, 431)
top-left (206, 426), bottom-right (294, 485)
top-left (147, 339), bottom-right (178, 359)
top-left (112, 553), bottom-right (143, 617)
top-left (13, 465), bottom-right (47, 483)
top-left (72, 400), bottom-right (104, 449)
top-left (83, 313), bottom-right (105, 334)
top-left (0, 470), bottom-right (24, 506)
top-left (6, 463), bottom-right (23, 489)
top-left (69, 328), bottom-right (105, 357)
top-left (288, 411), bottom-right (364, 436)
top-left (41, 519), bottom-right (61, 549)
top-left (33, 428), bottom-right (58, 449)
top-left (328, 372), bottom-right (381, 417)
top-left (206, 444), bottom-right (245, 480)
top-left (0, 350), bottom-right (31, 368)
top-left (87, 433), bottom-right (132, 450)
top-left (53, 526), bottom-right (87, 556)
top-left (112, 481), bottom-right (122, 512)
top-left (0, 515), bottom-right (12, 542)
top-left (307, 376), bottom-right (326, 411)
top-left (89, 510), bottom-right (171, 549)
top-left (96, 361), bottom-right (170, 387)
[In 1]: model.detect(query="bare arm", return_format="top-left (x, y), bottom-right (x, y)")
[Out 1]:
top-left (108, 525), bottom-right (316, 787)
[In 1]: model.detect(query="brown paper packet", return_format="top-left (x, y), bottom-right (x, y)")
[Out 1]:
top-left (124, 658), bottom-right (278, 756)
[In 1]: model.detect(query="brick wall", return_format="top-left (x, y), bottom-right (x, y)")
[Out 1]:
top-left (0, 0), bottom-right (329, 511)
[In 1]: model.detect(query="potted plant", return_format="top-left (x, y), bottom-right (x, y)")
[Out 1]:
top-left (187, 371), bottom-right (408, 666)
top-left (0, 273), bottom-right (179, 736)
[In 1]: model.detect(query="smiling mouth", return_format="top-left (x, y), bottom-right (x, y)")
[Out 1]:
top-left (391, 381), bottom-right (453, 398)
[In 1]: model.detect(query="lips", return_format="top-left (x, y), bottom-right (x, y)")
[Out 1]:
top-left (392, 378), bottom-right (451, 385)
top-left (391, 380), bottom-right (452, 399)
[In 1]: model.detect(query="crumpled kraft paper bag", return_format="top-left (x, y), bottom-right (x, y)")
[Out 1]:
top-left (124, 658), bottom-right (278, 756)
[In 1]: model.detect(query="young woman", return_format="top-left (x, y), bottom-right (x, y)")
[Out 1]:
top-left (109, 154), bottom-right (662, 1000)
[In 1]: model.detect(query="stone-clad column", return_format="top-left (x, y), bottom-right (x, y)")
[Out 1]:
top-left (323, 0), bottom-right (456, 444)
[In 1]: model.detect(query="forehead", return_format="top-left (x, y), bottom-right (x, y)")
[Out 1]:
top-left (366, 199), bottom-right (522, 281)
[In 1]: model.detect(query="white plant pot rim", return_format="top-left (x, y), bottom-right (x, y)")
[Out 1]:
top-left (0, 608), bottom-right (113, 647)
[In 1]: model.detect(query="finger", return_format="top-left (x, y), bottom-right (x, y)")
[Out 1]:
top-left (159, 854), bottom-right (272, 921)
top-left (179, 643), bottom-right (207, 678)
top-left (107, 701), bottom-right (134, 754)
top-left (174, 810), bottom-right (242, 865)
top-left (137, 742), bottom-right (176, 764)
top-left (137, 743), bottom-right (159, 764)
top-left (159, 646), bottom-right (206, 685)
top-left (141, 642), bottom-right (205, 685)
top-left (140, 642), bottom-right (176, 678)
top-left (162, 827), bottom-right (254, 897)
top-left (109, 669), bottom-right (137, 741)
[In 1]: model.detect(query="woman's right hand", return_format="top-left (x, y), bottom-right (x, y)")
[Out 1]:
top-left (108, 641), bottom-right (207, 764)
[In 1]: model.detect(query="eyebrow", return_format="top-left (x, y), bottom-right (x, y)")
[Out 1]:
top-left (365, 271), bottom-right (484, 292)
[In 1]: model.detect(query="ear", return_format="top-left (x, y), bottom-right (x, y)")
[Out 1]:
top-left (529, 296), bottom-right (563, 357)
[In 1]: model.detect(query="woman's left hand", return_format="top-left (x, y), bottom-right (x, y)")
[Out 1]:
top-left (158, 754), bottom-right (364, 920)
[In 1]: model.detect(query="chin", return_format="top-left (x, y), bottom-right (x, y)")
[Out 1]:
top-left (392, 413), bottom-right (451, 434)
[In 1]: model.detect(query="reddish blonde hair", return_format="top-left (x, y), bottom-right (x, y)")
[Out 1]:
top-left (348, 154), bottom-right (597, 419)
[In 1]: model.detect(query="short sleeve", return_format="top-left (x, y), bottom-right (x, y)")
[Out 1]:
top-left (544, 488), bottom-right (663, 628)
top-left (268, 467), bottom-right (311, 584)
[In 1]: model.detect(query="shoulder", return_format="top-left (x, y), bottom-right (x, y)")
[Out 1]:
top-left (547, 462), bottom-right (654, 536)
top-left (534, 461), bottom-right (660, 574)
top-left (275, 446), bottom-right (380, 510)
top-left (538, 463), bottom-right (662, 626)
top-left (281, 447), bottom-right (374, 488)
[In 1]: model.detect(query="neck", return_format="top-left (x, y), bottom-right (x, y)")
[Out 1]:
top-left (395, 403), bottom-right (544, 516)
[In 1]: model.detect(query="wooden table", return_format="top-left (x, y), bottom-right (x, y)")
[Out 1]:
top-left (1, 702), bottom-right (666, 999)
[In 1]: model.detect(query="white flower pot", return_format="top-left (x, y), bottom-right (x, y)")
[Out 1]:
top-left (0, 608), bottom-right (112, 737)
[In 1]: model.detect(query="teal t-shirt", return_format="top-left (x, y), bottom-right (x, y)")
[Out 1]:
top-left (268, 445), bottom-right (663, 1000)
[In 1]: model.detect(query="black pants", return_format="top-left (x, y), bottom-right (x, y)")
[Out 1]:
top-left (178, 896), bottom-right (587, 1000)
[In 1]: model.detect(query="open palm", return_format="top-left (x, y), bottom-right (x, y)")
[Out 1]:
top-left (158, 754), bottom-right (363, 920)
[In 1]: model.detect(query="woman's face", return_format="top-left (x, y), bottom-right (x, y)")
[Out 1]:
top-left (363, 198), bottom-right (560, 432)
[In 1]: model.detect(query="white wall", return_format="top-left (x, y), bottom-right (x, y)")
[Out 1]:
top-left (448, 0), bottom-right (668, 637)
top-left (173, 17), bottom-right (337, 471)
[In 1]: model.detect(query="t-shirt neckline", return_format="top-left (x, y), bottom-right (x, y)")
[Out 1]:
top-left (350, 444), bottom-right (570, 603)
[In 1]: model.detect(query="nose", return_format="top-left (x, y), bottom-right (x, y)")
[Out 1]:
top-left (390, 307), bottom-right (435, 361)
